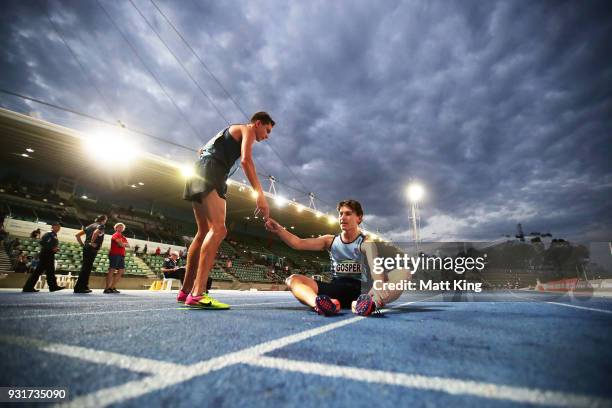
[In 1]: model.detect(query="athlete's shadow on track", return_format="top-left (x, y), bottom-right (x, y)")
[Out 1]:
top-left (380, 305), bottom-right (448, 318)
top-left (248, 305), bottom-right (447, 319)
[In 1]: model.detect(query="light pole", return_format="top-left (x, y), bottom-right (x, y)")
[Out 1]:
top-left (407, 183), bottom-right (424, 252)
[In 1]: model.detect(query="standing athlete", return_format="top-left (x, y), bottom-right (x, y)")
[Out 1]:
top-left (180, 112), bottom-right (275, 309)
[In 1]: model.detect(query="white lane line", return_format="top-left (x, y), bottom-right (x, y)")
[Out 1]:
top-left (59, 316), bottom-right (364, 408)
top-left (0, 301), bottom-right (301, 320)
top-left (0, 300), bottom-right (163, 307)
top-left (59, 295), bottom-right (440, 408)
top-left (247, 356), bottom-right (610, 408)
top-left (0, 307), bottom-right (179, 320)
top-left (544, 301), bottom-right (612, 315)
top-left (0, 334), bottom-right (183, 374)
top-left (506, 290), bottom-right (612, 315)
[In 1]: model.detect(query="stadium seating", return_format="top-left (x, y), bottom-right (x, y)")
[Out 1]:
top-left (16, 237), bottom-right (148, 276)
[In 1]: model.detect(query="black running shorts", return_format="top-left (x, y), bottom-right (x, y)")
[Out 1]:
top-left (316, 277), bottom-right (362, 309)
top-left (183, 158), bottom-right (229, 201)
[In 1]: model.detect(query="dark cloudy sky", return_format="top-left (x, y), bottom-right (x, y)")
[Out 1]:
top-left (1, 0), bottom-right (611, 242)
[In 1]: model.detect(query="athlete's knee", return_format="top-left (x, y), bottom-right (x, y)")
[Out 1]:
top-left (210, 224), bottom-right (227, 239)
top-left (192, 231), bottom-right (206, 245)
top-left (285, 274), bottom-right (300, 287)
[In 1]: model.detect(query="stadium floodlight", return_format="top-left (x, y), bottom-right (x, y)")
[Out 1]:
top-left (275, 196), bottom-right (287, 207)
top-left (138, 182), bottom-right (144, 186)
top-left (251, 190), bottom-right (259, 199)
top-left (406, 182), bottom-right (424, 251)
top-left (21, 153), bottom-right (29, 158)
top-left (81, 195), bottom-right (88, 199)
top-left (26, 148), bottom-right (34, 153)
top-left (315, 211), bottom-right (322, 218)
top-left (84, 130), bottom-right (140, 166)
top-left (407, 183), bottom-right (424, 202)
top-left (180, 165), bottom-right (194, 178)
top-left (296, 204), bottom-right (304, 213)
top-left (327, 215), bottom-right (336, 224)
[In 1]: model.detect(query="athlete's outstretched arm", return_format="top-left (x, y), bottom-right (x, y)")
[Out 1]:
top-left (265, 218), bottom-right (333, 251)
top-left (361, 239), bottom-right (391, 306)
top-left (240, 125), bottom-right (269, 219)
top-left (361, 239), bottom-right (387, 285)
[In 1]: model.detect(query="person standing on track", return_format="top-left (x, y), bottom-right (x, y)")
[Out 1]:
top-left (22, 222), bottom-right (64, 293)
top-left (74, 215), bottom-right (107, 294)
top-left (179, 112), bottom-right (275, 309)
top-left (104, 222), bottom-right (129, 294)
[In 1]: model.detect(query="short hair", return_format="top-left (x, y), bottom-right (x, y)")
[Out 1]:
top-left (51, 222), bottom-right (61, 227)
top-left (250, 111), bottom-right (275, 127)
top-left (336, 199), bottom-right (364, 218)
top-left (170, 250), bottom-right (179, 257)
top-left (95, 215), bottom-right (107, 222)
top-left (114, 223), bottom-right (126, 230)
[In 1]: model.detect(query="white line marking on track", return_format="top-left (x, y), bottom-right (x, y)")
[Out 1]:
top-left (0, 295), bottom-right (434, 407)
top-left (506, 290), bottom-right (612, 315)
top-left (58, 296), bottom-right (441, 408)
top-left (0, 300), bottom-right (166, 307)
top-left (544, 301), bottom-right (612, 315)
top-left (58, 316), bottom-right (366, 408)
top-left (0, 307), bottom-right (179, 320)
top-left (0, 301), bottom-right (298, 320)
top-left (0, 334), bottom-right (183, 374)
top-left (247, 356), bottom-right (611, 408)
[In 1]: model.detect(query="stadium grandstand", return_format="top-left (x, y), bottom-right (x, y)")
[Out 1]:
top-left (0, 107), bottom-right (387, 290)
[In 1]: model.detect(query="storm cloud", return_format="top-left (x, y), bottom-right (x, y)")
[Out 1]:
top-left (1, 0), bottom-right (611, 242)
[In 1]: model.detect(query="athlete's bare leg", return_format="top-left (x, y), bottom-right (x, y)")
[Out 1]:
top-left (181, 197), bottom-right (210, 293)
top-left (285, 274), bottom-right (319, 308)
top-left (191, 191), bottom-right (226, 296)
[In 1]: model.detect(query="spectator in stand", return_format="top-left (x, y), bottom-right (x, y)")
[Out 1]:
top-left (74, 215), bottom-right (107, 294)
top-left (28, 254), bottom-right (39, 273)
top-left (7, 237), bottom-right (20, 254)
top-left (22, 222), bottom-right (64, 292)
top-left (134, 244), bottom-right (140, 256)
top-left (161, 251), bottom-right (186, 284)
top-left (162, 251), bottom-right (213, 292)
top-left (0, 225), bottom-right (7, 246)
top-left (14, 251), bottom-right (28, 273)
top-left (164, 247), bottom-right (171, 257)
top-left (104, 223), bottom-right (129, 294)
top-left (143, 244), bottom-right (148, 255)
top-left (30, 228), bottom-right (41, 240)
top-left (155, 246), bottom-right (161, 256)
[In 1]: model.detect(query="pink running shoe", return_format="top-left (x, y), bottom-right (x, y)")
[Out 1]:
top-left (176, 289), bottom-right (189, 303)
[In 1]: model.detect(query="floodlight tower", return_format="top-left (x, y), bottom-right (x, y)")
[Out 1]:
top-left (268, 175), bottom-right (277, 195)
top-left (308, 192), bottom-right (317, 211)
top-left (406, 183), bottom-right (424, 252)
